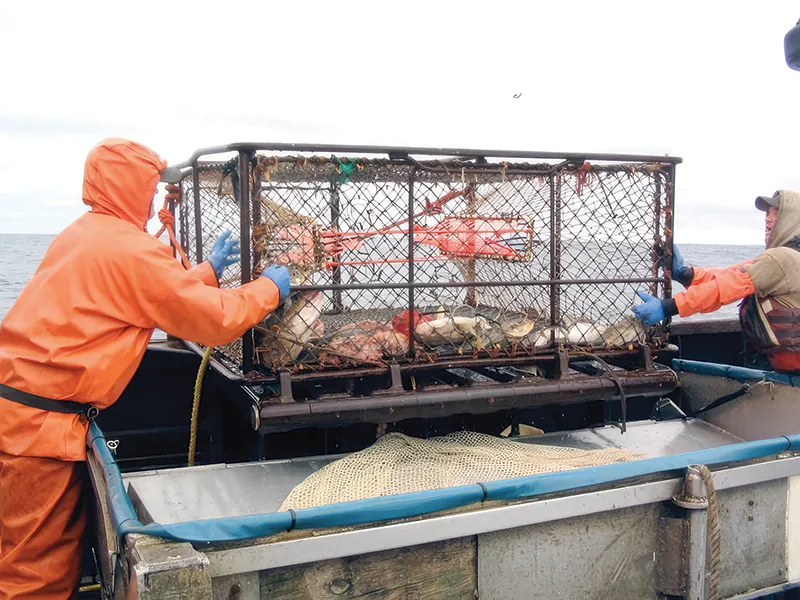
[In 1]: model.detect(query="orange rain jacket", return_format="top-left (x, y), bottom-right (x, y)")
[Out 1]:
top-left (0, 139), bottom-right (280, 462)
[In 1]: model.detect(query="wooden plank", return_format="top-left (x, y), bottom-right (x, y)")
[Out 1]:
top-left (260, 537), bottom-right (476, 599)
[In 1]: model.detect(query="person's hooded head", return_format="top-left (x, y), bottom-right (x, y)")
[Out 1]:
top-left (755, 190), bottom-right (800, 249)
top-left (82, 138), bottom-right (167, 231)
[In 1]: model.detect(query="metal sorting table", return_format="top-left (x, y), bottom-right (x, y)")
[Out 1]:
top-left (125, 419), bottom-right (742, 526)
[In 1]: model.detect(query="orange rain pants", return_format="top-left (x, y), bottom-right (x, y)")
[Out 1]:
top-left (0, 452), bottom-right (86, 599)
top-left (0, 139), bottom-right (280, 598)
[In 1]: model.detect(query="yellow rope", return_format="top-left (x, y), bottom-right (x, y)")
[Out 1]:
top-left (188, 346), bottom-right (213, 467)
top-left (78, 583), bottom-right (101, 593)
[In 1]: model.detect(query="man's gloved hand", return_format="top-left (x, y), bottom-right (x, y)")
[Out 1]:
top-left (632, 290), bottom-right (666, 326)
top-left (671, 245), bottom-right (694, 286)
top-left (208, 231), bottom-right (241, 278)
top-left (262, 264), bottom-right (291, 302)
top-left (672, 245), bottom-right (685, 276)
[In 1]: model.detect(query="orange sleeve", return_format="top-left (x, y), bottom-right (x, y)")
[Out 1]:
top-left (674, 265), bottom-right (755, 318)
top-left (687, 260), bottom-right (755, 287)
top-left (187, 261), bottom-right (220, 287)
top-left (124, 243), bottom-right (280, 347)
top-left (687, 266), bottom-right (721, 286)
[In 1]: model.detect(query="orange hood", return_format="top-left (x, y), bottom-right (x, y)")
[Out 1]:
top-left (82, 138), bottom-right (166, 231)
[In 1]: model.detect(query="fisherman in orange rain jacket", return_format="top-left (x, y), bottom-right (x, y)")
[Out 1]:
top-left (0, 138), bottom-right (291, 598)
top-left (632, 190), bottom-right (800, 373)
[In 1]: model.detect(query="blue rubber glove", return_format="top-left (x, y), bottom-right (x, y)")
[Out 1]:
top-left (631, 290), bottom-right (666, 326)
top-left (208, 231), bottom-right (240, 279)
top-left (262, 264), bottom-right (291, 302)
top-left (671, 244), bottom-right (695, 287)
top-left (672, 245), bottom-right (685, 277)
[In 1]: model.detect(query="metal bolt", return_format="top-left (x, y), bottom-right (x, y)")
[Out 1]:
top-left (672, 466), bottom-right (709, 509)
top-left (684, 467), bottom-right (706, 497)
top-left (329, 578), bottom-right (352, 595)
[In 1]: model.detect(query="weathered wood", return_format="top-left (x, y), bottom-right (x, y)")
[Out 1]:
top-left (260, 537), bottom-right (477, 599)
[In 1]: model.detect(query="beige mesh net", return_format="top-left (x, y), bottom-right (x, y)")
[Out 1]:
top-left (279, 431), bottom-right (644, 511)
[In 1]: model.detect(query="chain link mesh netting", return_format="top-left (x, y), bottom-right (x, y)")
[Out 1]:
top-left (179, 155), bottom-right (672, 375)
top-left (279, 431), bottom-right (644, 510)
top-left (181, 162), bottom-right (244, 365)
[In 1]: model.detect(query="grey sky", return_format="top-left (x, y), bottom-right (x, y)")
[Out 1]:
top-left (1, 1), bottom-right (798, 244)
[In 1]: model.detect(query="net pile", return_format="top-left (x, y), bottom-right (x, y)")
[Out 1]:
top-left (279, 431), bottom-right (644, 510)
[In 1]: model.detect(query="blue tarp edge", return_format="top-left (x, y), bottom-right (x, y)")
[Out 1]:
top-left (671, 358), bottom-right (797, 386)
top-left (87, 423), bottom-right (800, 544)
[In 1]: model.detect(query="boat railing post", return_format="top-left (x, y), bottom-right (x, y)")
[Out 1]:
top-left (673, 465), bottom-right (711, 600)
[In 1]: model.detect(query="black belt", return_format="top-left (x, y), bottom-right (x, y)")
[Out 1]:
top-left (0, 382), bottom-right (99, 421)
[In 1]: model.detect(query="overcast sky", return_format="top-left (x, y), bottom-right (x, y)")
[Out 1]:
top-left (1, 1), bottom-right (799, 244)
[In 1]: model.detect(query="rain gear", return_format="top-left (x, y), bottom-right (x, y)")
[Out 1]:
top-left (674, 190), bottom-right (800, 372)
top-left (0, 138), bottom-right (280, 598)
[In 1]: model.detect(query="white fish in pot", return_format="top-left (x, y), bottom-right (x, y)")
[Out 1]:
top-left (565, 321), bottom-right (608, 346)
top-left (415, 316), bottom-right (470, 345)
top-left (476, 318), bottom-right (507, 349)
top-left (500, 317), bottom-right (537, 343)
top-left (414, 315), bottom-right (495, 346)
top-left (519, 326), bottom-right (569, 350)
top-left (258, 290), bottom-right (327, 365)
top-left (601, 317), bottom-right (645, 347)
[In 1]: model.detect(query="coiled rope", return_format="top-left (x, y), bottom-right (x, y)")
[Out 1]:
top-left (187, 346), bottom-right (213, 467)
top-left (697, 464), bottom-right (721, 600)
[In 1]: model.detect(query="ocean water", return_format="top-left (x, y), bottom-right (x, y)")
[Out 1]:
top-left (0, 234), bottom-right (55, 321)
top-left (0, 234), bottom-right (763, 323)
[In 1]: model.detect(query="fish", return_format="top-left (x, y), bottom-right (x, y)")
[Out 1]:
top-left (566, 321), bottom-right (608, 346)
top-left (476, 318), bottom-right (507, 349)
top-left (600, 317), bottom-right (645, 347)
top-left (414, 316), bottom-right (495, 346)
top-left (519, 325), bottom-right (569, 350)
top-left (515, 317), bottom-right (643, 350)
top-left (414, 316), bottom-right (474, 345)
top-left (257, 290), bottom-right (327, 365)
top-left (501, 318), bottom-right (536, 342)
